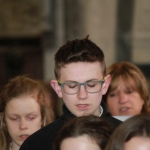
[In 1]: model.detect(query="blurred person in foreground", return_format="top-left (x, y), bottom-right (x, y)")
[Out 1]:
top-left (105, 113), bottom-right (150, 150)
top-left (54, 115), bottom-right (114, 150)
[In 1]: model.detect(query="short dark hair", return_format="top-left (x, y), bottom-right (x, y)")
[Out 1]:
top-left (54, 115), bottom-right (114, 150)
top-left (54, 36), bottom-right (106, 79)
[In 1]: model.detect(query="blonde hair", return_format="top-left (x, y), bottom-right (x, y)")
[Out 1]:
top-left (104, 61), bottom-right (150, 113)
top-left (0, 75), bottom-right (55, 150)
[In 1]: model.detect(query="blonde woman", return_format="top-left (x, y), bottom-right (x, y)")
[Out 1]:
top-left (104, 61), bottom-right (150, 116)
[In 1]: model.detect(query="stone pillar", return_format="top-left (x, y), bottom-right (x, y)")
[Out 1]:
top-left (83, 0), bottom-right (118, 67)
top-left (65, 0), bottom-right (118, 67)
top-left (132, 0), bottom-right (150, 64)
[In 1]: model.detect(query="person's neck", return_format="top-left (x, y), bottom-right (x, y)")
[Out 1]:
top-left (11, 142), bottom-right (20, 150)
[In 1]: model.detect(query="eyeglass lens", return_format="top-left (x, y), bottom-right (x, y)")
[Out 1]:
top-left (63, 81), bottom-right (103, 94)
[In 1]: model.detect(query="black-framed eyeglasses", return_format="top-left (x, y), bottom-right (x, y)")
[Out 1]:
top-left (58, 78), bottom-right (105, 95)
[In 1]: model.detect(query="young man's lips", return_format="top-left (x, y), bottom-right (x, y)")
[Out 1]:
top-left (76, 104), bottom-right (89, 110)
top-left (19, 135), bottom-right (29, 141)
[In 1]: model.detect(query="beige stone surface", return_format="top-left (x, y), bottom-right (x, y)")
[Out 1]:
top-left (0, 0), bottom-right (51, 37)
top-left (82, 0), bottom-right (118, 66)
top-left (132, 0), bottom-right (150, 64)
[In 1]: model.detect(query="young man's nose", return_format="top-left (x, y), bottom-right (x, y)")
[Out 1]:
top-left (118, 92), bottom-right (128, 104)
top-left (19, 119), bottom-right (28, 130)
top-left (77, 85), bottom-right (88, 99)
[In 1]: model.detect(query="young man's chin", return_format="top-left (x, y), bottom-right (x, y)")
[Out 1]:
top-left (73, 112), bottom-right (92, 117)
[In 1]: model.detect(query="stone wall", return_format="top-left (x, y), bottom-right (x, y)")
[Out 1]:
top-left (132, 0), bottom-right (150, 64)
top-left (0, 0), bottom-right (51, 37)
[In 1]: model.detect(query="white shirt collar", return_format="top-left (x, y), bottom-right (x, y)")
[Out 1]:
top-left (10, 143), bottom-right (12, 150)
top-left (99, 105), bottom-right (103, 117)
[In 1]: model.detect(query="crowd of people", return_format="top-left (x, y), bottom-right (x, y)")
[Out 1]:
top-left (0, 36), bottom-right (149, 150)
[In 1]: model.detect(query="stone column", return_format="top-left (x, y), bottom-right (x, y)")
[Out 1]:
top-left (132, 0), bottom-right (150, 64)
top-left (83, 0), bottom-right (118, 67)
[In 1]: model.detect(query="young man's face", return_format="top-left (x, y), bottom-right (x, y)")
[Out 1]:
top-left (51, 62), bottom-right (111, 117)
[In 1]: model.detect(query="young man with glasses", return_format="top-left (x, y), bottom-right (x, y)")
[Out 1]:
top-left (20, 36), bottom-right (121, 150)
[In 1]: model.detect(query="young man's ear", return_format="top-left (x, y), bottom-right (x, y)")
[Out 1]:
top-left (50, 80), bottom-right (63, 98)
top-left (102, 74), bottom-right (111, 95)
